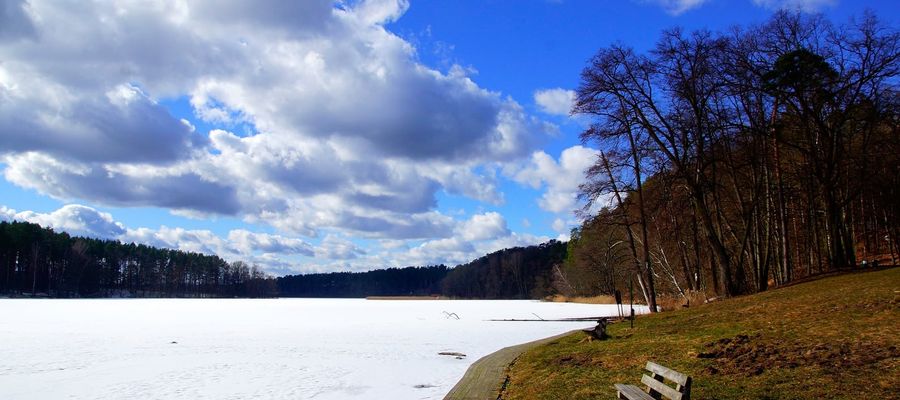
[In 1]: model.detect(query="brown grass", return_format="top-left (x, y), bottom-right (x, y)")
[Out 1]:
top-left (656, 290), bottom-right (710, 311)
top-left (502, 268), bottom-right (900, 400)
top-left (365, 295), bottom-right (446, 300)
top-left (545, 294), bottom-right (618, 304)
top-left (549, 290), bottom-right (710, 310)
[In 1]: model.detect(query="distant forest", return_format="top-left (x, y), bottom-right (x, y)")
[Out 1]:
top-left (1, 220), bottom-right (567, 299)
top-left (277, 239), bottom-right (567, 299)
top-left (276, 266), bottom-right (449, 298)
top-left (0, 220), bottom-right (277, 298)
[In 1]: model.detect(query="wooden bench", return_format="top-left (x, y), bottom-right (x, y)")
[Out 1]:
top-left (614, 361), bottom-right (691, 400)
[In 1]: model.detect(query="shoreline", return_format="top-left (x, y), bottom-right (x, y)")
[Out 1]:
top-left (365, 295), bottom-right (447, 300)
top-left (443, 330), bottom-right (580, 400)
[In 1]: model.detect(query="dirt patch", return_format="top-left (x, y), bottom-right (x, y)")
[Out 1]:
top-left (698, 334), bottom-right (900, 376)
top-left (551, 352), bottom-right (601, 367)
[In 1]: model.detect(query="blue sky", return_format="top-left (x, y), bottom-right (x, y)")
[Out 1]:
top-left (1, 0), bottom-right (896, 275)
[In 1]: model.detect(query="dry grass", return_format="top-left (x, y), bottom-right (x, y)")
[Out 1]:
top-left (545, 294), bottom-right (618, 304)
top-left (365, 295), bottom-right (446, 300)
top-left (656, 290), bottom-right (710, 311)
top-left (549, 291), bottom-right (710, 310)
top-left (502, 268), bottom-right (900, 400)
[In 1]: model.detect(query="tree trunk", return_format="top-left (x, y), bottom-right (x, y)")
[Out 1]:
top-left (691, 184), bottom-right (736, 296)
top-left (626, 127), bottom-right (659, 313)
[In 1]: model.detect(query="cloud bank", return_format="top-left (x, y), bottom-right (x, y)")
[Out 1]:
top-left (0, 0), bottom-right (550, 241)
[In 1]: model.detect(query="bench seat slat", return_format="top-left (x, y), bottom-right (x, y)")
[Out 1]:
top-left (641, 374), bottom-right (683, 400)
top-left (646, 361), bottom-right (689, 386)
top-left (614, 383), bottom-right (655, 400)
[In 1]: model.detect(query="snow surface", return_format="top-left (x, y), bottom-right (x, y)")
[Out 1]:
top-left (0, 299), bottom-right (647, 399)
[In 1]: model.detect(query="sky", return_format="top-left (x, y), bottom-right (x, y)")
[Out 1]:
top-left (1, 0), bottom-right (897, 275)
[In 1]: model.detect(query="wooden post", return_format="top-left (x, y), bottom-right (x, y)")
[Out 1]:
top-left (629, 278), bottom-right (634, 329)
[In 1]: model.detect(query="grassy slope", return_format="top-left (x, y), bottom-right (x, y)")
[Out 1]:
top-left (502, 268), bottom-right (899, 400)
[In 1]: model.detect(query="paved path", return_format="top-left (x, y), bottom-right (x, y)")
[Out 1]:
top-left (443, 330), bottom-right (578, 400)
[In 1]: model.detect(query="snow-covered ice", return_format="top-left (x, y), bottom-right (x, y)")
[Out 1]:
top-left (0, 299), bottom-right (646, 399)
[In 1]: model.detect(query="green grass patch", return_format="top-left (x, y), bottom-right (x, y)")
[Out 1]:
top-left (501, 268), bottom-right (900, 399)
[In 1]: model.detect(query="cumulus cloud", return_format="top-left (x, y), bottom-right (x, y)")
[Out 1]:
top-left (534, 88), bottom-right (575, 116)
top-left (506, 145), bottom-right (598, 214)
top-left (387, 227), bottom-right (551, 268)
top-left (315, 235), bottom-right (368, 260)
top-left (0, 0), bottom-right (548, 240)
top-left (551, 217), bottom-right (578, 241)
top-left (3, 153), bottom-right (241, 215)
top-left (123, 226), bottom-right (228, 256)
top-left (0, 79), bottom-right (206, 163)
top-left (228, 230), bottom-right (315, 257)
top-left (0, 207), bottom-right (12, 222)
top-left (402, 237), bottom-right (475, 266)
top-left (751, 0), bottom-right (836, 12)
top-left (457, 212), bottom-right (510, 242)
top-left (122, 225), bottom-right (323, 274)
top-left (122, 225), bottom-right (321, 264)
top-left (2, 204), bottom-right (126, 239)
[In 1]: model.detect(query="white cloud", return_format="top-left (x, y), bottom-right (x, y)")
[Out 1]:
top-left (552, 218), bottom-right (567, 233)
top-left (404, 237), bottom-right (475, 265)
top-left (0, 207), bottom-right (14, 222)
top-left (3, 204), bottom-right (126, 238)
top-left (122, 225), bottom-right (323, 274)
top-left (3, 153), bottom-right (241, 215)
top-left (551, 217), bottom-right (577, 241)
top-left (457, 212), bottom-right (510, 242)
top-left (315, 235), bottom-right (367, 260)
top-left (228, 230), bottom-right (314, 257)
top-left (122, 225), bottom-right (322, 274)
top-left (506, 145), bottom-right (598, 214)
top-left (351, 0), bottom-right (411, 25)
top-left (751, 0), bottom-right (836, 12)
top-left (123, 226), bottom-right (229, 256)
top-left (534, 88), bottom-right (575, 116)
top-left (476, 232), bottom-right (554, 256)
top-left (384, 229), bottom-right (554, 268)
top-left (0, 0), bottom-right (549, 241)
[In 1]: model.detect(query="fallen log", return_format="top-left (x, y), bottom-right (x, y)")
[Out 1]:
top-left (486, 316), bottom-right (613, 322)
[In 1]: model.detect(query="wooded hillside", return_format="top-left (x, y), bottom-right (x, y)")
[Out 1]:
top-left (561, 11), bottom-right (898, 309)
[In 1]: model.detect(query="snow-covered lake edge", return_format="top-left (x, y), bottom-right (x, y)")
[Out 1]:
top-left (0, 299), bottom-right (648, 400)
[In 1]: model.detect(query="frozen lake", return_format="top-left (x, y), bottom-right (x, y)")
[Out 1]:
top-left (0, 299), bottom-right (643, 399)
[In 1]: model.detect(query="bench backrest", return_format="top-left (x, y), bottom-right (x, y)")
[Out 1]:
top-left (641, 361), bottom-right (691, 400)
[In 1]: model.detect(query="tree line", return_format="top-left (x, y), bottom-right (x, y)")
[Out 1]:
top-left (0, 220), bottom-right (277, 298)
top-left (276, 241), bottom-right (568, 298)
top-left (277, 265), bottom-right (449, 297)
top-left (2, 219), bottom-right (568, 299)
top-left (561, 11), bottom-right (898, 311)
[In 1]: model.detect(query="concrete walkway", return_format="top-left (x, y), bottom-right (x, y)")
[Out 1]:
top-left (443, 331), bottom-right (577, 400)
